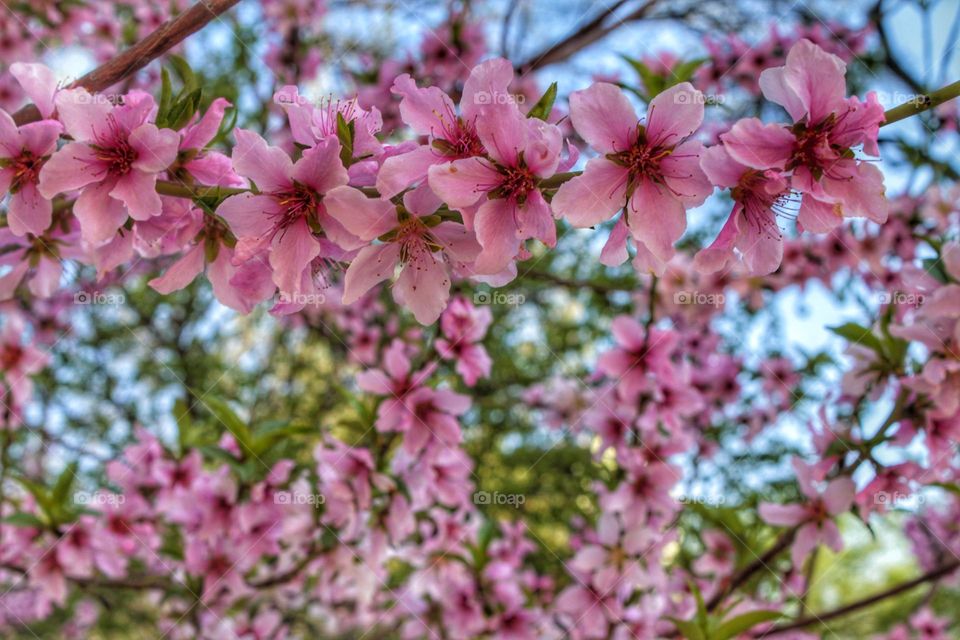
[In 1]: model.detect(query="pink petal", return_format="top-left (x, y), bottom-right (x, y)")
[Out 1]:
top-left (323, 186), bottom-right (396, 241)
top-left (626, 178), bottom-right (686, 262)
top-left (394, 251), bottom-right (450, 324)
top-left (515, 190), bottom-right (556, 247)
top-left (694, 205), bottom-right (741, 274)
top-left (217, 193), bottom-right (280, 237)
top-left (758, 66), bottom-right (807, 122)
top-left (660, 139), bottom-right (712, 207)
top-left (645, 82), bottom-right (704, 147)
top-left (475, 103), bottom-right (526, 167)
top-left (149, 244), bottom-right (205, 294)
top-left (783, 38), bottom-right (847, 123)
top-left (428, 157), bottom-right (499, 209)
top-left (10, 62), bottom-right (57, 118)
top-left (600, 216), bottom-right (630, 267)
top-left (109, 170), bottom-right (163, 220)
top-left (181, 97), bottom-right (232, 150)
top-left (822, 477), bottom-right (855, 515)
top-left (232, 129), bottom-right (293, 192)
top-left (342, 243), bottom-right (401, 304)
top-left (461, 58), bottom-right (515, 122)
top-left (129, 124), bottom-right (179, 173)
top-left (797, 196), bottom-right (843, 233)
top-left (551, 158), bottom-right (627, 228)
top-left (721, 118), bottom-right (795, 170)
top-left (376, 145), bottom-right (443, 198)
top-left (473, 198), bottom-right (522, 274)
top-left (759, 502), bottom-right (808, 526)
top-left (699, 145), bottom-right (747, 188)
top-left (74, 180), bottom-right (128, 245)
top-left (392, 74), bottom-right (457, 137)
top-left (569, 82), bottom-right (637, 155)
top-left (291, 137), bottom-right (349, 194)
top-left (38, 142), bottom-right (104, 197)
top-left (269, 217), bottom-right (321, 296)
top-left (8, 182), bottom-right (52, 237)
top-left (54, 89), bottom-right (112, 142)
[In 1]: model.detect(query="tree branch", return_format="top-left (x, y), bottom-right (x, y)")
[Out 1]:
top-left (13, 0), bottom-right (243, 126)
top-left (761, 560), bottom-right (960, 636)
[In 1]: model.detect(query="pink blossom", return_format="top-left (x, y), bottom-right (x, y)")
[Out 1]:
top-left (217, 130), bottom-right (369, 297)
top-left (721, 39), bottom-right (888, 232)
top-left (326, 187), bottom-right (480, 324)
top-left (428, 100), bottom-right (563, 274)
top-left (38, 89), bottom-right (179, 245)
top-left (0, 109), bottom-right (61, 236)
top-left (694, 145), bottom-right (790, 274)
top-left (759, 458), bottom-right (855, 567)
top-left (553, 82), bottom-right (712, 270)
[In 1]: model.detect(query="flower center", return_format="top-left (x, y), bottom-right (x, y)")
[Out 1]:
top-left (0, 344), bottom-right (23, 369)
top-left (273, 184), bottom-right (320, 229)
top-left (91, 138), bottom-right (138, 176)
top-left (7, 150), bottom-right (44, 192)
top-left (491, 165), bottom-right (536, 204)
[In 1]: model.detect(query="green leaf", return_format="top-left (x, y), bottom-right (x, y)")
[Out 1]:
top-left (668, 617), bottom-right (706, 640)
top-left (672, 58), bottom-right (707, 84)
top-left (168, 54), bottom-right (198, 93)
top-left (828, 322), bottom-right (883, 353)
top-left (203, 397), bottom-right (255, 457)
top-left (621, 54), bottom-right (663, 99)
top-left (713, 610), bottom-right (782, 640)
top-left (336, 112), bottom-right (355, 167)
top-left (52, 462), bottom-right (79, 505)
top-left (527, 82), bottom-right (558, 121)
top-left (3, 512), bottom-right (47, 528)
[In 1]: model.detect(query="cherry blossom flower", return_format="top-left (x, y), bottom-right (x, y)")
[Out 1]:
top-left (720, 39), bottom-right (888, 233)
top-left (38, 89), bottom-right (179, 245)
top-left (428, 101), bottom-right (563, 274)
top-left (552, 82), bottom-right (712, 269)
top-left (759, 458), bottom-right (855, 567)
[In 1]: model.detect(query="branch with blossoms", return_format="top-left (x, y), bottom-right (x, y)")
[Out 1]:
top-left (4, 1), bottom-right (960, 638)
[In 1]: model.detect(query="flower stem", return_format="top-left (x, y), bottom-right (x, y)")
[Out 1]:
top-left (882, 79), bottom-right (960, 126)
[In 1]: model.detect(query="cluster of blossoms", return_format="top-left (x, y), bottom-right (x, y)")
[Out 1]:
top-left (0, 39), bottom-right (887, 332)
top-left (5, 2), bottom-right (960, 637)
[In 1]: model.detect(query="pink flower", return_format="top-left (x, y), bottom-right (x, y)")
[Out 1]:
top-left (597, 316), bottom-right (680, 402)
top-left (175, 97), bottom-right (243, 186)
top-left (0, 315), bottom-right (48, 408)
top-left (759, 458), bottom-right (855, 567)
top-left (694, 145), bottom-right (790, 275)
top-left (0, 109), bottom-right (61, 236)
top-left (217, 130), bottom-right (369, 297)
top-left (720, 39), bottom-right (888, 233)
top-left (435, 296), bottom-right (493, 386)
top-left (326, 188), bottom-right (480, 324)
top-left (428, 101), bottom-right (563, 274)
top-left (552, 82), bottom-right (712, 269)
top-left (376, 58), bottom-right (512, 198)
top-left (357, 340), bottom-right (436, 432)
top-left (38, 89), bottom-right (179, 245)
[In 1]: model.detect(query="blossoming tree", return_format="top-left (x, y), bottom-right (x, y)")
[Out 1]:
top-left (1, 0), bottom-right (960, 637)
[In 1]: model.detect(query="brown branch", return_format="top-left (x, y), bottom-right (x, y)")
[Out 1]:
top-left (761, 559), bottom-right (960, 636)
top-left (706, 528), bottom-right (797, 612)
top-left (12, 0), bottom-right (243, 126)
top-left (516, 0), bottom-right (654, 73)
